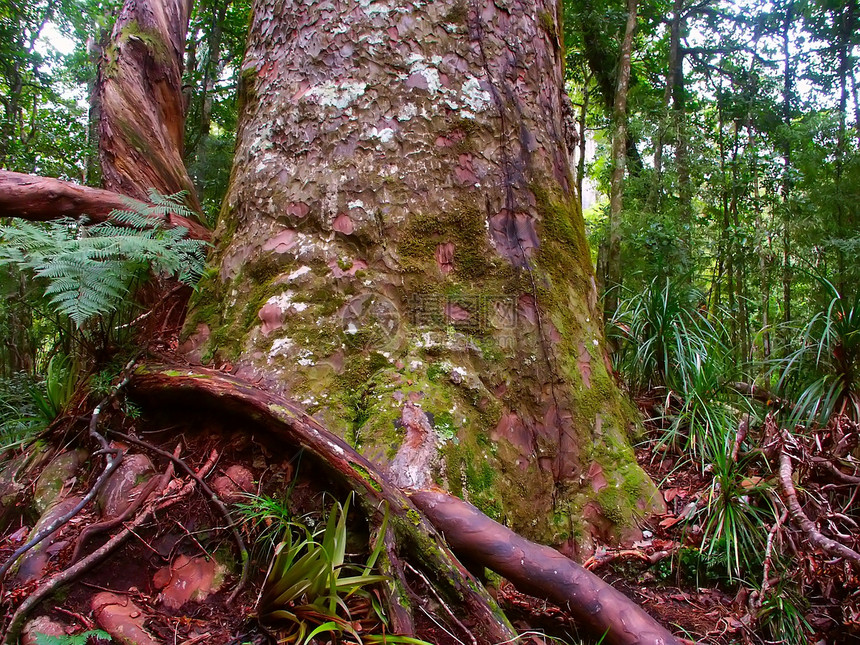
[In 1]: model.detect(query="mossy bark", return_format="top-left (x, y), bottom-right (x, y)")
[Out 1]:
top-left (187, 0), bottom-right (663, 552)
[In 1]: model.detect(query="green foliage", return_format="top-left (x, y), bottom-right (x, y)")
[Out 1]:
top-left (773, 281), bottom-right (860, 427)
top-left (757, 578), bottom-right (812, 645)
top-left (0, 191), bottom-right (206, 329)
top-left (28, 354), bottom-right (78, 421)
top-left (34, 630), bottom-right (112, 645)
top-left (253, 494), bottom-right (427, 645)
top-left (609, 277), bottom-right (721, 393)
top-left (697, 428), bottom-right (775, 581)
top-left (0, 354), bottom-right (78, 451)
top-left (235, 492), bottom-right (294, 561)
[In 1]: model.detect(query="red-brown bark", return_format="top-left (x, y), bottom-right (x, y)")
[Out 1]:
top-left (96, 0), bottom-right (200, 211)
top-left (410, 489), bottom-right (681, 645)
top-left (0, 170), bottom-right (210, 240)
top-left (129, 362), bottom-right (518, 645)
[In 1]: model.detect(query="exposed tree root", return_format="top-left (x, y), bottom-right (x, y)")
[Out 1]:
top-left (0, 444), bottom-right (122, 580)
top-left (70, 471), bottom-right (162, 563)
top-left (130, 363), bottom-right (517, 644)
top-left (778, 431), bottom-right (860, 569)
top-left (129, 362), bottom-right (681, 645)
top-left (1, 447), bottom-right (179, 645)
top-left (409, 490), bottom-right (681, 645)
top-left (0, 367), bottom-right (136, 580)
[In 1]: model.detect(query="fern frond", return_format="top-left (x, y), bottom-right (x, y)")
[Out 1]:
top-left (0, 190), bottom-right (207, 328)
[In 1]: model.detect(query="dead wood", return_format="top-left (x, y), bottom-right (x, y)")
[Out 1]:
top-left (0, 170), bottom-right (211, 240)
top-left (409, 489), bottom-right (682, 645)
top-left (778, 432), bottom-right (860, 568)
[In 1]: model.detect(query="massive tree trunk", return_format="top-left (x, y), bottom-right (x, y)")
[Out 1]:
top-left (185, 0), bottom-right (663, 551)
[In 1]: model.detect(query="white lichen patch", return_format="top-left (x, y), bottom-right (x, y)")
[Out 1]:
top-left (266, 291), bottom-right (308, 314)
top-left (269, 336), bottom-right (295, 359)
top-left (306, 81), bottom-right (368, 110)
top-left (407, 54), bottom-right (442, 95)
top-left (287, 266), bottom-right (312, 281)
top-left (297, 349), bottom-right (314, 366)
top-left (397, 103), bottom-right (417, 121)
top-left (461, 76), bottom-right (492, 113)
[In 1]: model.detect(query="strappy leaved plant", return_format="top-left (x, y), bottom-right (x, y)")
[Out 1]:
top-left (772, 280), bottom-right (860, 428)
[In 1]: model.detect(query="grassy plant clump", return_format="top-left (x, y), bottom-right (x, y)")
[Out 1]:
top-left (246, 493), bottom-right (429, 645)
top-left (772, 280), bottom-right (860, 428)
top-left (0, 355), bottom-right (79, 453)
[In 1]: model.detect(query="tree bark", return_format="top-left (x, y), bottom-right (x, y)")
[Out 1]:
top-left (779, 0), bottom-right (794, 348)
top-left (187, 0), bottom-right (663, 550)
top-left (672, 0), bottom-right (691, 245)
top-left (96, 0), bottom-right (201, 211)
top-left (605, 0), bottom-right (638, 317)
top-left (410, 489), bottom-right (681, 645)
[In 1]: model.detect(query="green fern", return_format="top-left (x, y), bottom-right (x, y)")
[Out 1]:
top-left (0, 191), bottom-right (207, 328)
top-left (34, 630), bottom-right (112, 645)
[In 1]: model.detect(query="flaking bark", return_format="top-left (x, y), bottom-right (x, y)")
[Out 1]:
top-left (96, 0), bottom-right (201, 211)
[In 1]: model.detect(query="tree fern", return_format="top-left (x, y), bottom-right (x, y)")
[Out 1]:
top-left (0, 191), bottom-right (207, 328)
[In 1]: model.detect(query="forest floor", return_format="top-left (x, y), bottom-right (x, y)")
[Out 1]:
top-left (1, 391), bottom-right (858, 645)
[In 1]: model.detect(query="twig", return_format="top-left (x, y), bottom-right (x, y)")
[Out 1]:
top-left (778, 431), bottom-right (860, 569)
top-left (812, 456), bottom-right (860, 484)
top-left (70, 470), bottom-right (162, 562)
top-left (404, 561), bottom-right (478, 645)
top-left (731, 413), bottom-right (749, 462)
top-left (756, 509), bottom-right (787, 609)
top-left (1, 447), bottom-right (179, 645)
top-left (105, 430), bottom-right (249, 602)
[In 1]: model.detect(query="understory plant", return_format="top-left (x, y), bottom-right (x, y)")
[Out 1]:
top-left (772, 281), bottom-right (860, 428)
top-left (697, 426), bottom-right (775, 581)
top-left (0, 190), bottom-right (206, 329)
top-left (251, 493), bottom-right (427, 645)
top-left (610, 277), bottom-right (748, 458)
top-left (0, 354), bottom-right (79, 452)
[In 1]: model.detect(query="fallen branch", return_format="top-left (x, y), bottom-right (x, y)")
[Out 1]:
top-left (812, 456), bottom-right (860, 485)
top-left (778, 432), bottom-right (860, 569)
top-left (409, 489), bottom-right (681, 645)
top-left (1, 447), bottom-right (179, 645)
top-left (0, 170), bottom-right (211, 241)
top-left (755, 509), bottom-right (788, 610)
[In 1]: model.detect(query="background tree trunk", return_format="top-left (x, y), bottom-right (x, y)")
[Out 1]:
top-left (186, 0), bottom-right (663, 551)
top-left (605, 0), bottom-right (638, 317)
top-left (96, 0), bottom-right (201, 210)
